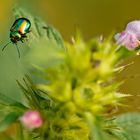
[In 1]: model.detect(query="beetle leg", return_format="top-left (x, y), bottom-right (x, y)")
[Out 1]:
top-left (22, 34), bottom-right (27, 38)
top-left (20, 36), bottom-right (25, 43)
top-left (21, 39), bottom-right (24, 43)
top-left (26, 30), bottom-right (31, 34)
top-left (21, 34), bottom-right (29, 43)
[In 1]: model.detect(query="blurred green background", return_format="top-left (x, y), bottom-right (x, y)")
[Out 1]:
top-left (0, 0), bottom-right (140, 112)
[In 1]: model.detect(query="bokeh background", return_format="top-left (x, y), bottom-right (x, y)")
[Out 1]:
top-left (0, 0), bottom-right (140, 113)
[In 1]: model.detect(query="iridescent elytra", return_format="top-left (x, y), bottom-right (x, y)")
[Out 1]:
top-left (2, 17), bottom-right (31, 58)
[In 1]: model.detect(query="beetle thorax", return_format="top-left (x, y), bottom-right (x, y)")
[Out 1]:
top-left (10, 32), bottom-right (21, 43)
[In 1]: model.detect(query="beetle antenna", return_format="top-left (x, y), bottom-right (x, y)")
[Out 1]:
top-left (15, 44), bottom-right (20, 58)
top-left (2, 41), bottom-right (11, 51)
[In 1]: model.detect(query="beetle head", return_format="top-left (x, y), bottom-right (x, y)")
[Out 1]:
top-left (10, 32), bottom-right (21, 43)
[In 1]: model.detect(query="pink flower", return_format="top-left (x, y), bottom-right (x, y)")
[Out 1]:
top-left (20, 110), bottom-right (43, 129)
top-left (115, 20), bottom-right (140, 50)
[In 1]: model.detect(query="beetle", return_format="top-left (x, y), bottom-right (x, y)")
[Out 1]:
top-left (2, 17), bottom-right (31, 58)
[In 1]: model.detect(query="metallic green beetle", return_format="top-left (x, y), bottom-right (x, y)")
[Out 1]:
top-left (2, 17), bottom-right (31, 58)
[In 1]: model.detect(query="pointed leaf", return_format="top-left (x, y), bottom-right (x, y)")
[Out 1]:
top-left (114, 113), bottom-right (140, 140)
top-left (0, 112), bottom-right (21, 132)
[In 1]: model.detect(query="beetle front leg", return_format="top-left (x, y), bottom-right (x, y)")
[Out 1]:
top-left (20, 35), bottom-right (28, 43)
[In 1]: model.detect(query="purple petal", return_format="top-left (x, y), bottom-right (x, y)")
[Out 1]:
top-left (125, 20), bottom-right (140, 39)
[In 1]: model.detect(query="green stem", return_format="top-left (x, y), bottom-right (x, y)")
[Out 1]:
top-left (17, 123), bottom-right (24, 140)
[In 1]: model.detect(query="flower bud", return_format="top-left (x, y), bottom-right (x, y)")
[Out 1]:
top-left (20, 110), bottom-right (43, 129)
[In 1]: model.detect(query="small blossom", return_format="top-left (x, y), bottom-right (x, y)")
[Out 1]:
top-left (115, 20), bottom-right (140, 50)
top-left (20, 110), bottom-right (43, 129)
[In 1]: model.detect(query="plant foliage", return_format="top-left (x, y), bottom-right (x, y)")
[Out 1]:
top-left (0, 7), bottom-right (140, 140)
